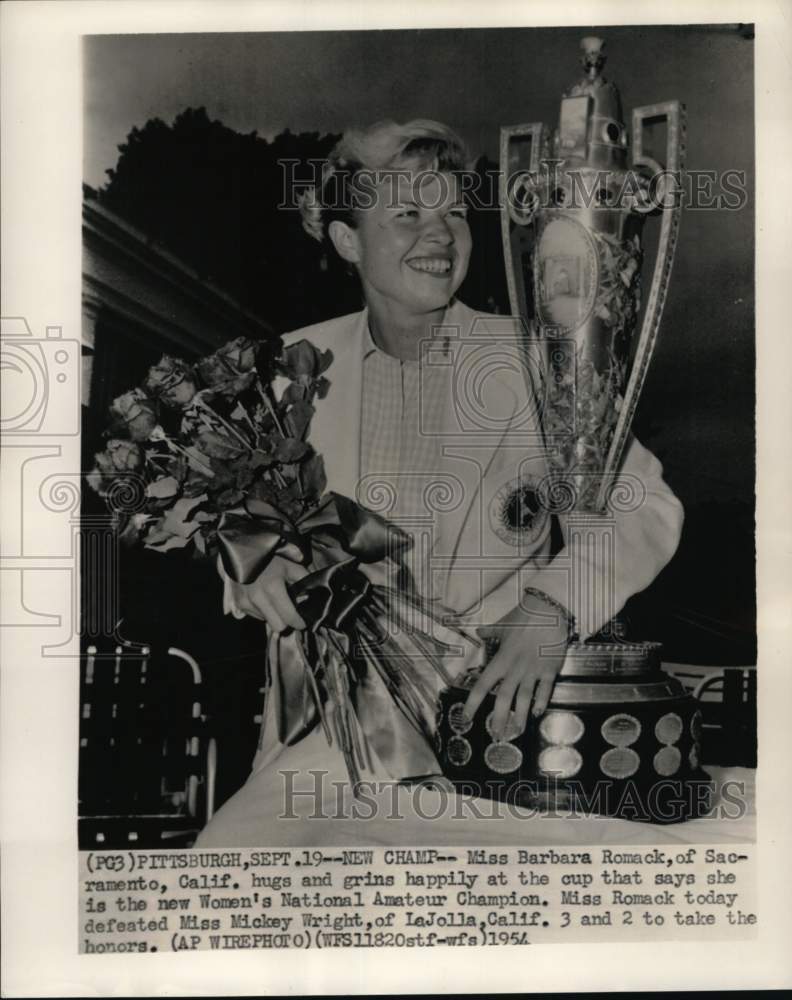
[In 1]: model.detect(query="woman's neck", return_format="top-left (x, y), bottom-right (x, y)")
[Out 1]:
top-left (367, 301), bottom-right (451, 362)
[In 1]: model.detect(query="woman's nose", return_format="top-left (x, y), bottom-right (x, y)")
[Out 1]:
top-left (422, 216), bottom-right (454, 244)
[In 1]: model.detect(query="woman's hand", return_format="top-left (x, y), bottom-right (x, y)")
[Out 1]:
top-left (219, 554), bottom-right (309, 633)
top-left (463, 593), bottom-right (569, 738)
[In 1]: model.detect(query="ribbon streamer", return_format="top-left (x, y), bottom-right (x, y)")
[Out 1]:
top-left (219, 492), bottom-right (476, 786)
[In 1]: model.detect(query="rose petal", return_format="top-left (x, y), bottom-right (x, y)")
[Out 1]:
top-left (146, 476), bottom-right (180, 499)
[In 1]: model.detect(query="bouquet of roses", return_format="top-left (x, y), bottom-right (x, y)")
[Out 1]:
top-left (88, 335), bottom-right (334, 553)
top-left (88, 334), bottom-right (468, 785)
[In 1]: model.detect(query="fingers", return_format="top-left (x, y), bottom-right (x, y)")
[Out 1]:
top-left (513, 676), bottom-right (538, 734)
top-left (463, 659), bottom-right (558, 738)
top-left (216, 553), bottom-right (231, 582)
top-left (222, 556), bottom-right (309, 632)
top-left (222, 574), bottom-right (245, 619)
top-left (531, 673), bottom-right (557, 718)
top-left (463, 655), bottom-right (508, 722)
top-left (242, 586), bottom-right (288, 633)
top-left (464, 609), bottom-right (565, 735)
top-left (267, 577), bottom-right (307, 632)
top-left (283, 560), bottom-right (309, 584)
top-left (225, 578), bottom-right (287, 632)
top-left (491, 672), bottom-right (520, 740)
top-left (262, 558), bottom-right (308, 630)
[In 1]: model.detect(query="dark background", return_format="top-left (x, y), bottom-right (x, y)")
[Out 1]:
top-left (83, 23), bottom-right (755, 670)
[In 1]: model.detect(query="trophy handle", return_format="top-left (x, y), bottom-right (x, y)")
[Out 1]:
top-left (499, 123), bottom-right (546, 318)
top-left (594, 100), bottom-right (687, 509)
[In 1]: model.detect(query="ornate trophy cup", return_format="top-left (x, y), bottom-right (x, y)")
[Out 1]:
top-left (437, 38), bottom-right (711, 822)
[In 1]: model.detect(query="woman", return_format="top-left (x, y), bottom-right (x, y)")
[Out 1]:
top-left (196, 120), bottom-right (683, 845)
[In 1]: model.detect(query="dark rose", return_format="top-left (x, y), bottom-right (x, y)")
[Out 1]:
top-left (255, 333), bottom-right (283, 380)
top-left (118, 512), bottom-right (152, 547)
top-left (109, 388), bottom-right (158, 441)
top-left (220, 336), bottom-right (258, 372)
top-left (87, 439), bottom-right (144, 495)
top-left (197, 337), bottom-right (260, 396)
top-left (278, 340), bottom-right (332, 379)
top-left (274, 438), bottom-right (309, 462)
top-left (300, 453), bottom-right (327, 500)
top-left (144, 355), bottom-right (198, 409)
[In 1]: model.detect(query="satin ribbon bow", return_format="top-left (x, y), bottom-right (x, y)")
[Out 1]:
top-left (217, 492), bottom-right (410, 631)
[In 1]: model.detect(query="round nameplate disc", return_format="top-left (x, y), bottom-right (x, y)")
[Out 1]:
top-left (655, 712), bottom-right (683, 745)
top-left (690, 710), bottom-right (703, 742)
top-left (600, 747), bottom-right (640, 779)
top-left (540, 710), bottom-right (585, 745)
top-left (601, 714), bottom-right (641, 747)
top-left (446, 735), bottom-right (472, 766)
top-left (448, 702), bottom-right (473, 735)
top-left (485, 710), bottom-right (521, 743)
top-left (484, 742), bottom-right (523, 774)
top-left (654, 745), bottom-right (682, 776)
top-left (538, 745), bottom-right (583, 779)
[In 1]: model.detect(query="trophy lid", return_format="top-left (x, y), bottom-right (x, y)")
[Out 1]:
top-left (557, 36), bottom-right (627, 170)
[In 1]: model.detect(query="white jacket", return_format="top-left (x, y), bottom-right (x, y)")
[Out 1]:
top-left (277, 299), bottom-right (684, 644)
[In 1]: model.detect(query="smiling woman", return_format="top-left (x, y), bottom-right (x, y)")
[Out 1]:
top-left (301, 119), bottom-right (474, 359)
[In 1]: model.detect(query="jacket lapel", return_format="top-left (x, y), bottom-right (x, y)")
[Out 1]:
top-left (430, 301), bottom-right (522, 556)
top-left (305, 310), bottom-right (367, 500)
top-left (429, 301), bottom-right (550, 614)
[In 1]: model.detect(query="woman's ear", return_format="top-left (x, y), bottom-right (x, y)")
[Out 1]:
top-left (328, 220), bottom-right (361, 265)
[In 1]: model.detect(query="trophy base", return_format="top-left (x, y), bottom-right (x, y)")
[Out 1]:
top-left (436, 641), bottom-right (712, 825)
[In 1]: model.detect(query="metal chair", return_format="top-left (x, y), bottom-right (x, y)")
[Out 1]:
top-left (78, 641), bottom-right (217, 848)
top-left (663, 663), bottom-right (757, 767)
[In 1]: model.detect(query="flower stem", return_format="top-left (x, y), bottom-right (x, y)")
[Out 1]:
top-left (164, 438), bottom-right (215, 477)
top-left (195, 397), bottom-right (254, 453)
top-left (257, 383), bottom-right (287, 438)
top-left (235, 401), bottom-right (259, 436)
top-left (268, 466), bottom-right (289, 491)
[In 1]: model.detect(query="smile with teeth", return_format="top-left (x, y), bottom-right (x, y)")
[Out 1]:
top-left (407, 257), bottom-right (453, 275)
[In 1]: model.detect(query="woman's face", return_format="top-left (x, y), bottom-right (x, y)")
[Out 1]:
top-left (337, 167), bottom-right (472, 317)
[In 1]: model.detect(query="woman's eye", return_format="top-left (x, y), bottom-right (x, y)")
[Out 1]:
top-left (396, 209), bottom-right (419, 219)
top-left (448, 208), bottom-right (468, 220)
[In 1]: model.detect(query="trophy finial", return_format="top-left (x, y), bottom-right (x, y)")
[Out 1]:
top-left (580, 36), bottom-right (606, 82)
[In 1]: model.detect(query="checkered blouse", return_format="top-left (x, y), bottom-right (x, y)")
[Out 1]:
top-left (358, 322), bottom-right (451, 600)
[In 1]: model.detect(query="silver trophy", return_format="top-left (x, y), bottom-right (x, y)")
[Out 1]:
top-left (437, 38), bottom-right (710, 822)
top-left (500, 35), bottom-right (684, 510)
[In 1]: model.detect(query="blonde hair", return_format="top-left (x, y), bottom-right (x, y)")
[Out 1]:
top-left (299, 119), bottom-right (472, 243)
